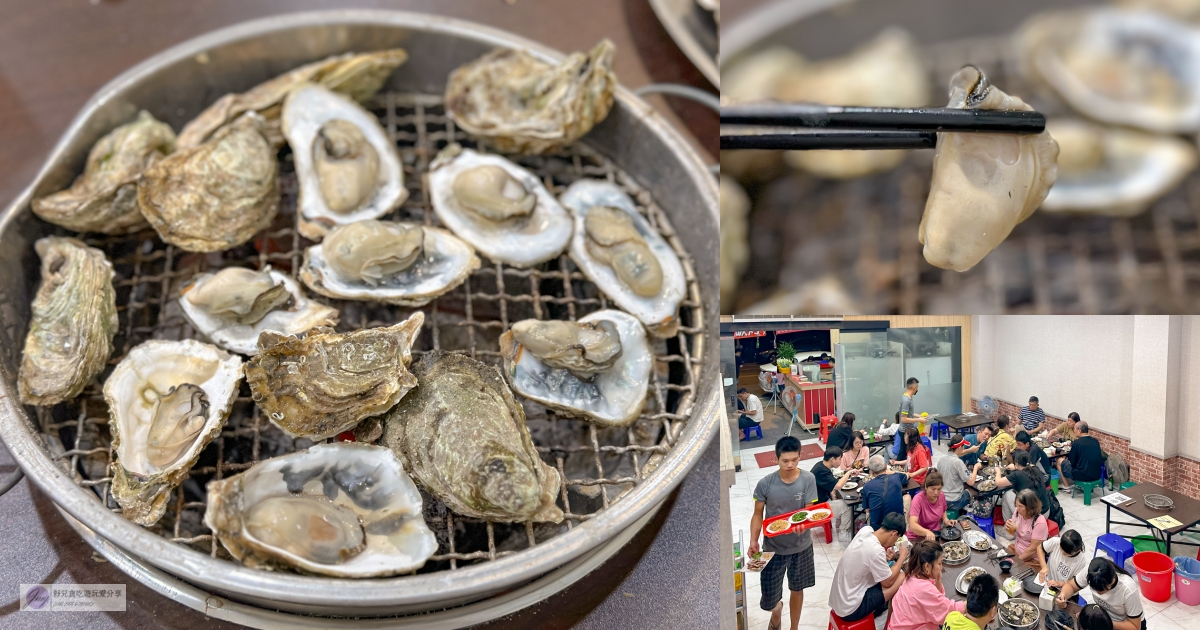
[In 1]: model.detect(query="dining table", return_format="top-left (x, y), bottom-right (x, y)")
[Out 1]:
top-left (836, 471), bottom-right (918, 525)
top-left (932, 414), bottom-right (994, 446)
top-left (1103, 482), bottom-right (1200, 557)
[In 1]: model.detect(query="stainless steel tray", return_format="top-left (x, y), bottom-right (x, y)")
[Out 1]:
top-left (0, 9), bottom-right (719, 624)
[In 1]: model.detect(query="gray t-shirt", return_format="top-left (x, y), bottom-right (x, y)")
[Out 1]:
top-left (937, 454), bottom-right (970, 501)
top-left (754, 469), bottom-right (818, 555)
top-left (899, 394), bottom-right (915, 423)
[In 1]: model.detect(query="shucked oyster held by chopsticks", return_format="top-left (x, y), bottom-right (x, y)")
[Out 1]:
top-left (18, 237), bottom-right (118, 406)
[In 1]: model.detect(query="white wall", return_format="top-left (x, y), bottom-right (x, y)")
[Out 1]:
top-left (1177, 318), bottom-right (1200, 461)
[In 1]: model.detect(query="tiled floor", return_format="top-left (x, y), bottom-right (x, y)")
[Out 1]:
top-left (728, 438), bottom-right (1200, 630)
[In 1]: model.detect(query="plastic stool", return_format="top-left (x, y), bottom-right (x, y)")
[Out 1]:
top-left (745, 425), bottom-right (763, 441)
top-left (974, 514), bottom-right (996, 537)
top-left (947, 510), bottom-right (959, 520)
top-left (820, 520), bottom-right (833, 544)
top-left (993, 506), bottom-right (1006, 526)
top-left (1096, 533), bottom-right (1135, 569)
top-left (1072, 479), bottom-right (1102, 505)
top-left (1047, 519), bottom-right (1060, 538)
top-left (921, 436), bottom-right (933, 455)
top-left (1050, 470), bottom-right (1060, 495)
top-left (829, 611), bottom-right (875, 630)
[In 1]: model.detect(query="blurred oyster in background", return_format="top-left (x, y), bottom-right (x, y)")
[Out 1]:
top-left (18, 237), bottom-right (118, 406)
top-left (920, 66), bottom-right (1058, 272)
top-left (743, 275), bottom-right (861, 316)
top-left (1115, 0), bottom-right (1200, 20)
top-left (719, 47), bottom-right (806, 182)
top-left (1041, 118), bottom-right (1197, 217)
top-left (1017, 8), bottom-right (1200, 133)
top-left (138, 112), bottom-right (279, 252)
top-left (720, 175), bottom-right (750, 313)
top-left (31, 111), bottom-right (175, 234)
top-left (445, 40), bottom-right (616, 155)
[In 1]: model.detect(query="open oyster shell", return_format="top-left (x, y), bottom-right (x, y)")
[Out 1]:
top-left (282, 83), bottom-right (407, 240)
top-left (31, 111), bottom-right (175, 234)
top-left (445, 40), bottom-right (616, 155)
top-left (18, 237), bottom-right (118, 406)
top-left (105, 339), bottom-right (243, 526)
top-left (1042, 118), bottom-right (1197, 217)
top-left (428, 145), bottom-right (573, 267)
top-left (500, 310), bottom-right (651, 427)
top-left (300, 220), bottom-right (479, 306)
top-left (138, 112), bottom-right (280, 252)
top-left (560, 180), bottom-right (687, 337)
top-left (920, 66), bottom-right (1059, 272)
top-left (245, 313), bottom-right (423, 440)
top-left (179, 267), bottom-right (339, 356)
top-left (178, 49), bottom-right (408, 150)
top-left (381, 351), bottom-right (564, 523)
top-left (205, 442), bottom-right (437, 577)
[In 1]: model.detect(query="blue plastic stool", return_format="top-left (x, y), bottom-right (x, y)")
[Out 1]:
top-left (745, 425), bottom-right (763, 441)
top-left (973, 515), bottom-right (996, 538)
top-left (1095, 533), bottom-right (1135, 569)
top-left (921, 436), bottom-right (933, 454)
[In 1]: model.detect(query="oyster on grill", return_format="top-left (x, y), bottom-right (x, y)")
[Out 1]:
top-left (138, 112), bottom-right (279, 252)
top-left (205, 442), bottom-right (436, 577)
top-left (18, 237), bottom-right (119, 406)
top-left (282, 83), bottom-right (407, 240)
top-left (31, 111), bottom-right (175, 234)
top-left (428, 145), bottom-right (573, 267)
top-left (105, 339), bottom-right (243, 526)
top-left (300, 220), bottom-right (479, 306)
top-left (920, 66), bottom-right (1059, 272)
top-left (500, 310), bottom-right (651, 427)
top-left (1041, 118), bottom-right (1197, 217)
top-left (445, 40), bottom-right (616, 155)
top-left (179, 266), bottom-right (339, 356)
top-left (560, 180), bottom-right (687, 337)
top-left (381, 351), bottom-right (563, 523)
top-left (245, 313), bottom-right (423, 440)
top-left (1017, 8), bottom-right (1200, 134)
top-left (178, 49), bottom-right (408, 150)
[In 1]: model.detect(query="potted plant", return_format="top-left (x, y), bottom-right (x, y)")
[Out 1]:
top-left (776, 342), bottom-right (796, 374)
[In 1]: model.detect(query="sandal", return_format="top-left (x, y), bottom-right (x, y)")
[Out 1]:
top-left (767, 602), bottom-right (783, 630)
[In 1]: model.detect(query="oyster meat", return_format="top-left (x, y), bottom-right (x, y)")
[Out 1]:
top-left (300, 220), bottom-right (479, 306)
top-left (31, 111), bottom-right (176, 234)
top-left (105, 339), bottom-right (243, 526)
top-left (920, 66), bottom-right (1059, 272)
top-left (382, 351), bottom-right (563, 523)
top-left (138, 112), bottom-right (279, 252)
top-left (1042, 118), bottom-right (1197, 217)
top-left (1017, 8), bottom-right (1200, 133)
top-left (445, 40), bottom-right (616, 155)
top-left (178, 49), bottom-right (408, 150)
top-left (282, 83), bottom-right (407, 240)
top-left (245, 313), bottom-right (423, 440)
top-left (500, 310), bottom-right (651, 427)
top-left (179, 266), bottom-right (339, 356)
top-left (205, 442), bottom-right (436, 577)
top-left (18, 237), bottom-right (118, 406)
top-left (428, 145), bottom-right (573, 267)
top-left (560, 180), bottom-right (687, 337)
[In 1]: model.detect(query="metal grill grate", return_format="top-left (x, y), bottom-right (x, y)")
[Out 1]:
top-left (35, 92), bottom-right (703, 575)
top-left (740, 35), bottom-right (1200, 315)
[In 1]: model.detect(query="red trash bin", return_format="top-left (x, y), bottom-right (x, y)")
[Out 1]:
top-left (1132, 551), bottom-right (1175, 603)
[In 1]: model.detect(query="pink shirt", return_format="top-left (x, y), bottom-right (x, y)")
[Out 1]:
top-left (888, 576), bottom-right (967, 630)
top-left (906, 490), bottom-right (947, 540)
top-left (840, 446), bottom-right (870, 470)
top-left (1015, 513), bottom-right (1049, 555)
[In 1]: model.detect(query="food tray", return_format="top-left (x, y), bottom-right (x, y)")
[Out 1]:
top-left (965, 530), bottom-right (993, 551)
top-left (0, 10), bottom-right (718, 624)
top-left (999, 598), bottom-right (1041, 629)
top-left (1145, 494), bottom-right (1176, 510)
top-left (956, 566), bottom-right (989, 595)
top-left (763, 502), bottom-right (834, 537)
top-left (942, 541), bottom-right (970, 566)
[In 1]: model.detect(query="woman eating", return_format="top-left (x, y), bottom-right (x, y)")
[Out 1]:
top-left (887, 540), bottom-right (966, 630)
top-left (1056, 558), bottom-right (1145, 630)
top-left (828, 412), bottom-right (857, 452)
top-left (905, 471), bottom-right (956, 543)
top-left (1004, 489), bottom-right (1048, 569)
top-left (840, 431), bottom-right (871, 471)
top-left (1036, 530), bottom-right (1089, 598)
top-left (993, 450), bottom-right (1050, 521)
top-left (891, 426), bottom-right (931, 484)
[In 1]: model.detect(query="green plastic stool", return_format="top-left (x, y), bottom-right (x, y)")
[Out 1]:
top-left (1051, 478), bottom-right (1059, 495)
top-left (1120, 482), bottom-right (1137, 491)
top-left (1072, 479), bottom-right (1102, 505)
top-left (947, 510), bottom-right (959, 520)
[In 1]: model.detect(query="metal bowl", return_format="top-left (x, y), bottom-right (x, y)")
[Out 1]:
top-left (1145, 493), bottom-right (1175, 510)
top-left (956, 566), bottom-right (988, 595)
top-left (998, 598), bottom-right (1041, 629)
top-left (0, 10), bottom-right (718, 624)
top-left (649, 0), bottom-right (718, 86)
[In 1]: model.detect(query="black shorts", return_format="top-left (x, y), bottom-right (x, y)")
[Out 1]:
top-left (759, 545), bottom-right (816, 610)
top-left (841, 583), bottom-right (888, 622)
top-left (739, 415), bottom-right (759, 430)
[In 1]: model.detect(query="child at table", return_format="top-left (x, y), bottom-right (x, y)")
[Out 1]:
top-left (1056, 558), bottom-right (1146, 630)
top-left (888, 540), bottom-right (966, 630)
top-left (1036, 530), bottom-right (1089, 596)
top-left (1004, 489), bottom-right (1048, 569)
top-left (1076, 604), bottom-right (1115, 630)
top-left (940, 573), bottom-right (1000, 630)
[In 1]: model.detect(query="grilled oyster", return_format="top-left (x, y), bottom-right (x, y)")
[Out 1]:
top-left (445, 40), bottom-right (616, 155)
top-left (500, 310), bottom-right (651, 427)
top-left (381, 351), bottom-right (563, 523)
top-left (205, 442), bottom-right (436, 577)
top-left (179, 267), bottom-right (339, 356)
top-left (18, 237), bottom-right (118, 406)
top-left (138, 112), bottom-right (279, 252)
top-left (560, 180), bottom-right (687, 337)
top-left (1041, 118), bottom-right (1197, 217)
top-left (428, 145), bottom-right (573, 267)
top-left (31, 111), bottom-right (175, 234)
top-left (105, 340), bottom-right (243, 526)
top-left (300, 220), bottom-right (479, 306)
top-left (920, 66), bottom-right (1059, 272)
top-left (178, 49), bottom-right (408, 150)
top-left (282, 83), bottom-right (407, 240)
top-left (245, 313), bottom-right (423, 440)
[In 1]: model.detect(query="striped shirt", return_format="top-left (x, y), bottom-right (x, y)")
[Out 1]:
top-left (1019, 405), bottom-right (1045, 431)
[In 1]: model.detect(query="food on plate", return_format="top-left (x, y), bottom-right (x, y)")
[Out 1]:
top-left (767, 520), bottom-right (791, 534)
top-left (808, 509), bottom-right (832, 521)
top-left (789, 511), bottom-right (810, 523)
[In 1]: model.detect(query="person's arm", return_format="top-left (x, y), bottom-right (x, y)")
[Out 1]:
top-left (968, 461), bottom-right (980, 485)
top-left (995, 468), bottom-right (1012, 489)
top-left (748, 500), bottom-right (766, 557)
top-left (1019, 538), bottom-right (1043, 563)
top-left (880, 544), bottom-right (909, 588)
top-left (1056, 575), bottom-right (1083, 608)
top-left (834, 472), bottom-right (851, 491)
top-left (1111, 617), bottom-right (1142, 630)
top-left (908, 513), bottom-right (934, 541)
top-left (1037, 542), bottom-right (1050, 583)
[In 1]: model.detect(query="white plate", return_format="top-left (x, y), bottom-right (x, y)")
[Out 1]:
top-left (842, 482), bottom-right (858, 491)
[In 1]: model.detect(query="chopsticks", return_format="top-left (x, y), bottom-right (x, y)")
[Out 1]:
top-left (720, 103), bottom-right (1047, 151)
